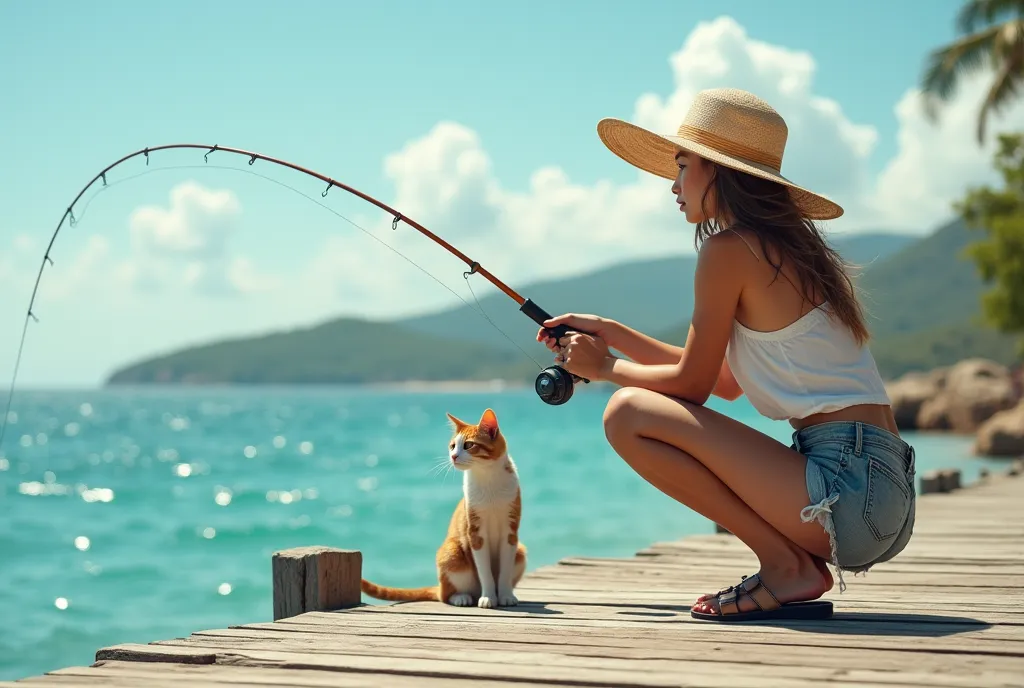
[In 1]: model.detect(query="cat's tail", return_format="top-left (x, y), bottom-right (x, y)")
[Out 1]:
top-left (360, 578), bottom-right (439, 602)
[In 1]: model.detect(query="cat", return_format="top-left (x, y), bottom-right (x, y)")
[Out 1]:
top-left (360, 408), bottom-right (527, 608)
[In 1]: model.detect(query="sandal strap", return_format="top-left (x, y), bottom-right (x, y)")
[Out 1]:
top-left (719, 588), bottom-right (740, 615)
top-left (738, 573), bottom-right (781, 611)
top-left (713, 573), bottom-right (782, 615)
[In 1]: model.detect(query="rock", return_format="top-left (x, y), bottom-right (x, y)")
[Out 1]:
top-left (909, 358), bottom-right (1019, 432)
top-left (917, 393), bottom-right (953, 431)
top-left (886, 371), bottom-right (943, 430)
top-left (942, 359), bottom-right (1017, 432)
top-left (974, 400), bottom-right (1024, 457)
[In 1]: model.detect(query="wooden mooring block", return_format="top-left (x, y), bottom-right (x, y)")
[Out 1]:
top-left (920, 468), bottom-right (962, 495)
top-left (272, 546), bottom-right (362, 620)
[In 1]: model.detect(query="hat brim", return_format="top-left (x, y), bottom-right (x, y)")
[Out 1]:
top-left (597, 118), bottom-right (843, 221)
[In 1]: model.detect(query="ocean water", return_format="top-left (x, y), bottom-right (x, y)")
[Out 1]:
top-left (0, 385), bottom-right (1008, 680)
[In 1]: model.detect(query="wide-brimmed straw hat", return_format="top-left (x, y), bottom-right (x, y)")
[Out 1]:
top-left (597, 88), bottom-right (843, 220)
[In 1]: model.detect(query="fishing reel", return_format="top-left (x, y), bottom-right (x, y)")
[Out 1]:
top-left (535, 364), bottom-right (587, 405)
top-left (520, 299), bottom-right (590, 406)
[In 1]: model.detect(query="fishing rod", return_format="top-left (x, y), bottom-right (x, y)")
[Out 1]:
top-left (2, 143), bottom-right (588, 441)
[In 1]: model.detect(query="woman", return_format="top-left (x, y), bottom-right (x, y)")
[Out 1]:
top-left (537, 88), bottom-right (916, 623)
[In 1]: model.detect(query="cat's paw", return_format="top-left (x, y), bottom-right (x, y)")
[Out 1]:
top-left (448, 593), bottom-right (474, 607)
top-left (477, 595), bottom-right (497, 609)
top-left (497, 590), bottom-right (519, 607)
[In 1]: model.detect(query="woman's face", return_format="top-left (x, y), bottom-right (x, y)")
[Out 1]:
top-left (671, 150), bottom-right (716, 224)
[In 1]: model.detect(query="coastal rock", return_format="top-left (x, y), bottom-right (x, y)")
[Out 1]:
top-left (974, 400), bottom-right (1024, 457)
top-left (917, 393), bottom-right (953, 431)
top-left (886, 371), bottom-right (944, 430)
top-left (941, 358), bottom-right (1017, 432)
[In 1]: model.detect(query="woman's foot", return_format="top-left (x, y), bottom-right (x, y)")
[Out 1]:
top-left (691, 550), bottom-right (832, 616)
top-left (812, 555), bottom-right (834, 592)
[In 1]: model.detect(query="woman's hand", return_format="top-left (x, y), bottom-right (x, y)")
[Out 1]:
top-left (556, 331), bottom-right (614, 380)
top-left (535, 313), bottom-right (618, 352)
top-left (535, 313), bottom-right (618, 380)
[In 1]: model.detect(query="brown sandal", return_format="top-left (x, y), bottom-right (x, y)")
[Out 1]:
top-left (690, 573), bottom-right (833, 622)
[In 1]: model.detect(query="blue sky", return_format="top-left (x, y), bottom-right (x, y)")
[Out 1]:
top-left (1, 0), bottom-right (1020, 387)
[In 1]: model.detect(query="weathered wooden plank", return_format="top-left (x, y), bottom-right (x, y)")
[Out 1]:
top-left (506, 590), bottom-right (1024, 616)
top-left (93, 641), bottom-right (1011, 688)
top-left (95, 642), bottom-right (872, 687)
top-left (334, 607), bottom-right (1023, 641)
top-left (149, 634), bottom-right (1024, 688)
top-left (524, 559), bottom-right (1024, 587)
top-left (259, 610), bottom-right (1024, 654)
top-left (524, 565), bottom-right (1019, 585)
top-left (637, 543), bottom-right (1024, 563)
top-left (350, 583), bottom-right (1024, 611)
top-left (582, 559), bottom-right (1024, 578)
top-left (39, 661), bottom-right (556, 687)
top-left (186, 623), bottom-right (1024, 674)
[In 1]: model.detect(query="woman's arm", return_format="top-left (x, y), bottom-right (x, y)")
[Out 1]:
top-left (604, 320), bottom-right (742, 401)
top-left (560, 233), bottom-right (747, 405)
top-left (603, 321), bottom-right (683, 365)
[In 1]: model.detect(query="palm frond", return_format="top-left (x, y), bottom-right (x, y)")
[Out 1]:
top-left (957, 0), bottom-right (1024, 34)
top-left (922, 25), bottom-right (1001, 119)
top-left (977, 43), bottom-right (1024, 141)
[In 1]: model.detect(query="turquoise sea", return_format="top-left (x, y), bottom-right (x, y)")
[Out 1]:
top-left (0, 385), bottom-right (1008, 680)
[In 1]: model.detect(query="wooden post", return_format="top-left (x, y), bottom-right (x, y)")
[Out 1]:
top-left (920, 468), bottom-right (962, 495)
top-left (939, 468), bottom-right (961, 492)
top-left (272, 546), bottom-right (362, 620)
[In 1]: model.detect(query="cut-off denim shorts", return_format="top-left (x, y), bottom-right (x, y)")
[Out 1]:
top-left (791, 421), bottom-right (916, 592)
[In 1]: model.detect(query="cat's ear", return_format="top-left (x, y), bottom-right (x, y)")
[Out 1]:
top-left (446, 413), bottom-right (467, 431)
top-left (478, 408), bottom-right (499, 438)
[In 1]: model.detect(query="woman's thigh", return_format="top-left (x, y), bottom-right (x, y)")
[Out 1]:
top-left (603, 387), bottom-right (830, 559)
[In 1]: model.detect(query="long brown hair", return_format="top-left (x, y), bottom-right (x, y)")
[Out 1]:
top-left (695, 162), bottom-right (870, 345)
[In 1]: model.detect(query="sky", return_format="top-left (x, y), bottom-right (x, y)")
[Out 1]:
top-left (2, 0), bottom-right (1023, 387)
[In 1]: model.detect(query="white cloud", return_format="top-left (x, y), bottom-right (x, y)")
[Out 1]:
top-left (117, 181), bottom-right (276, 296)
top-left (129, 181), bottom-right (240, 257)
top-left (363, 13), bottom-right (1024, 279)
top-left (867, 73), bottom-right (1024, 230)
top-left (633, 17), bottom-right (878, 204)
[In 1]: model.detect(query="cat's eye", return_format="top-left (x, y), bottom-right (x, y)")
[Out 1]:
top-left (463, 441), bottom-right (475, 450)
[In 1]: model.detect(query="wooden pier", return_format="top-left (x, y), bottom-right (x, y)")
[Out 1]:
top-left (6, 462), bottom-right (1023, 687)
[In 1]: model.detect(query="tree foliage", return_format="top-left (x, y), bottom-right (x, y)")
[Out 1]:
top-left (922, 0), bottom-right (1024, 143)
top-left (957, 132), bottom-right (1024, 355)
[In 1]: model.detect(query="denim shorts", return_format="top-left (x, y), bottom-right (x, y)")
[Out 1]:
top-left (791, 421), bottom-right (917, 592)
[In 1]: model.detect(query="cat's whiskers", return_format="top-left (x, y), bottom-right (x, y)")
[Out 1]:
top-left (428, 455), bottom-right (452, 478)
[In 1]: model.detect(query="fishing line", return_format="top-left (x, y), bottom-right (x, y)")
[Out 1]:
top-left (0, 143), bottom-right (585, 452)
top-left (72, 159), bottom-right (546, 370)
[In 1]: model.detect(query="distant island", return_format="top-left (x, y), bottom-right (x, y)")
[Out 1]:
top-left (106, 217), bottom-right (1021, 387)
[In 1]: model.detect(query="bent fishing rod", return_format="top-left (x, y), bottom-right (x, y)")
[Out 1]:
top-left (4, 143), bottom-right (588, 434)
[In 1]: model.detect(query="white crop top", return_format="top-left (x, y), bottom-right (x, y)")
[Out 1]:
top-left (724, 303), bottom-right (891, 421)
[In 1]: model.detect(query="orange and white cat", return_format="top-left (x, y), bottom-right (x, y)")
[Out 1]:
top-left (360, 408), bottom-right (527, 608)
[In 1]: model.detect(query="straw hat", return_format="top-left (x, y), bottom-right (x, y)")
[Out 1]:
top-left (597, 88), bottom-right (843, 220)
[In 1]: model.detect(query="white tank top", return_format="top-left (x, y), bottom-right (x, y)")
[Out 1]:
top-left (725, 302), bottom-right (891, 420)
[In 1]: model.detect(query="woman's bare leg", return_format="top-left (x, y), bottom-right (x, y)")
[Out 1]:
top-left (602, 387), bottom-right (834, 615)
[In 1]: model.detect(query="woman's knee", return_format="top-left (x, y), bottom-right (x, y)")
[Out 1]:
top-left (602, 387), bottom-right (648, 445)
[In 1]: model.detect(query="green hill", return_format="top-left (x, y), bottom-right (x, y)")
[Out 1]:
top-left (855, 217), bottom-right (990, 336)
top-left (103, 221), bottom-right (1021, 385)
top-left (106, 318), bottom-right (538, 385)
